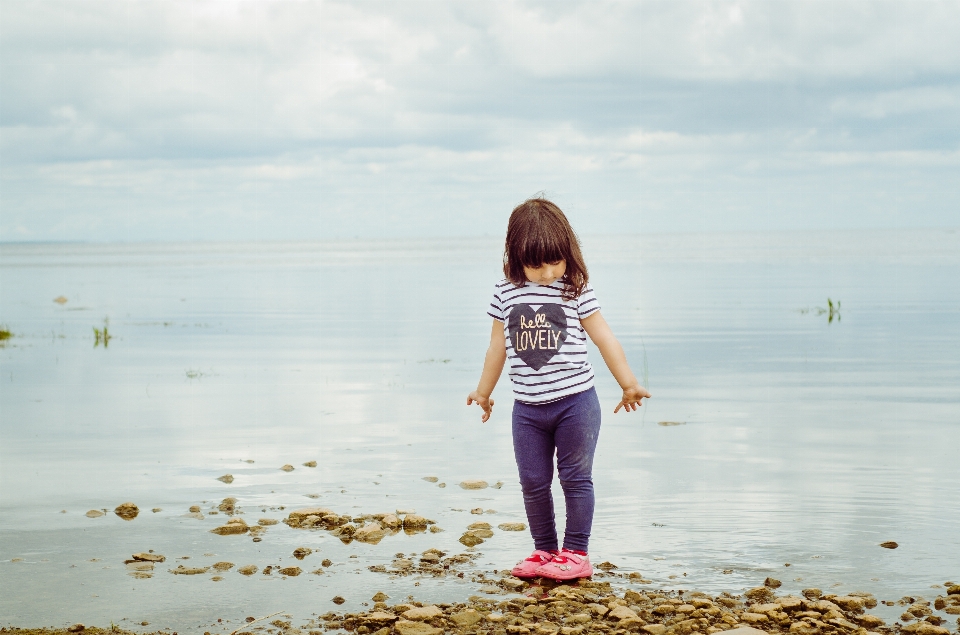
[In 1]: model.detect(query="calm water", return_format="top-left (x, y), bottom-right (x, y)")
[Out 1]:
top-left (1, 230), bottom-right (958, 629)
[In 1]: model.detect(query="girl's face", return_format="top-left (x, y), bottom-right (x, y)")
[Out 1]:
top-left (523, 259), bottom-right (566, 286)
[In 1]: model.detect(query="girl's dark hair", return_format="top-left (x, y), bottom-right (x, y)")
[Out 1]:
top-left (503, 197), bottom-right (588, 301)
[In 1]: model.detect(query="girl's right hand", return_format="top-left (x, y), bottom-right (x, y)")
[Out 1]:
top-left (466, 391), bottom-right (495, 423)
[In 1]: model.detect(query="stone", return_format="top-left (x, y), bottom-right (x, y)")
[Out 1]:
top-left (170, 565), bottom-right (210, 575)
top-left (403, 514), bottom-right (428, 529)
top-left (916, 624), bottom-right (949, 635)
top-left (879, 541), bottom-right (899, 549)
top-left (826, 618), bottom-right (858, 631)
top-left (947, 585), bottom-right (960, 595)
top-left (468, 528), bottom-right (494, 539)
top-left (281, 464), bottom-right (295, 471)
top-left (363, 612), bottom-right (399, 626)
top-left (429, 525), bottom-right (443, 533)
top-left (189, 505), bottom-right (201, 512)
top-left (293, 547), bottom-right (313, 559)
top-left (653, 604), bottom-right (675, 615)
top-left (451, 610), bottom-right (482, 627)
top-left (789, 623), bottom-right (820, 635)
top-left (237, 565), bottom-right (257, 575)
top-left (802, 589), bottom-right (823, 600)
top-left (303, 461), bottom-right (317, 467)
top-left (67, 625), bottom-right (84, 633)
top-left (459, 532), bottom-right (484, 547)
top-left (372, 591), bottom-right (389, 602)
top-left (502, 578), bottom-right (527, 592)
top-left (471, 508), bottom-right (484, 514)
top-left (114, 502), bottom-right (139, 520)
top-left (151, 508), bottom-right (161, 513)
top-left (765, 577), bottom-right (783, 588)
top-left (422, 476), bottom-right (439, 482)
top-left (381, 514), bottom-right (400, 529)
top-left (468, 522), bottom-right (492, 530)
top-left (499, 522), bottom-right (527, 531)
top-left (745, 587), bottom-right (774, 603)
top-left (279, 566), bottom-right (302, 576)
top-left (780, 597), bottom-right (804, 611)
top-left (833, 596), bottom-right (865, 611)
top-left (210, 522), bottom-right (248, 535)
top-left (332, 596), bottom-right (346, 605)
top-left (395, 621), bottom-right (442, 635)
top-left (741, 613), bottom-right (769, 624)
top-left (460, 480), bottom-right (489, 489)
top-left (85, 510), bottom-right (104, 518)
top-left (288, 507), bottom-right (335, 522)
top-left (132, 553), bottom-right (165, 563)
top-left (609, 606), bottom-right (640, 620)
top-left (218, 498), bottom-right (237, 513)
top-left (322, 559), bottom-right (332, 567)
top-left (217, 474), bottom-right (234, 483)
top-left (642, 626), bottom-right (667, 635)
top-left (402, 605), bottom-right (444, 621)
top-left (855, 615), bottom-right (884, 629)
top-left (723, 628), bottom-right (769, 635)
top-left (212, 562), bottom-right (234, 571)
top-left (258, 518), bottom-right (278, 526)
top-left (354, 522), bottom-right (387, 543)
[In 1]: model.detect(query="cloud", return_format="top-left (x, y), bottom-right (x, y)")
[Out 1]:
top-left (1, 0), bottom-right (958, 241)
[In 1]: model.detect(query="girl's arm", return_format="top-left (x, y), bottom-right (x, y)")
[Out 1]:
top-left (467, 319), bottom-right (507, 422)
top-left (581, 311), bottom-right (652, 412)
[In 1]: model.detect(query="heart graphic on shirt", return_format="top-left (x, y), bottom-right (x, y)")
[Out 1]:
top-left (507, 303), bottom-right (568, 371)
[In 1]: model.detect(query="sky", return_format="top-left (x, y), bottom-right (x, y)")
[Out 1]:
top-left (1, 0), bottom-right (958, 242)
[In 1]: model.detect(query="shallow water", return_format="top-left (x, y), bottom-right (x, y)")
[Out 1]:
top-left (1, 230), bottom-right (958, 629)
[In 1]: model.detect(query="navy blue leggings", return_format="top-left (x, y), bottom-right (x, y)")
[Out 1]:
top-left (512, 387), bottom-right (602, 553)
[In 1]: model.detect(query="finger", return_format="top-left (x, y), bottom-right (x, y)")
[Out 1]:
top-left (490, 399), bottom-right (495, 407)
top-left (614, 403), bottom-right (622, 413)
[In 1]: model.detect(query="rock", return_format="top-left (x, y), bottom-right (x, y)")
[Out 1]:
top-left (402, 605), bottom-right (444, 621)
top-left (258, 518), bottom-right (278, 526)
top-left (422, 476), bottom-right (439, 482)
top-left (502, 578), bottom-right (527, 592)
top-left (459, 532), bottom-right (484, 547)
top-left (322, 559), bottom-right (332, 567)
top-left (653, 604), bottom-right (675, 615)
top-left (189, 505), bottom-right (201, 513)
top-left (642, 626), bottom-right (667, 635)
top-left (857, 615), bottom-right (885, 628)
top-left (332, 596), bottom-right (346, 605)
top-left (355, 522), bottom-right (386, 543)
top-left (67, 625), bottom-right (84, 633)
top-left (802, 589), bottom-right (823, 600)
top-left (396, 508), bottom-right (416, 515)
top-left (499, 522), bottom-right (527, 531)
top-left (879, 541), bottom-right (898, 549)
top-left (833, 596), bottom-right (865, 611)
top-left (217, 474), bottom-right (234, 483)
top-left (151, 508), bottom-right (161, 513)
top-left (658, 421), bottom-right (685, 426)
top-left (218, 497), bottom-right (237, 513)
top-left (451, 610), bottom-right (482, 627)
top-left (54, 296), bottom-right (69, 304)
top-left (947, 585), bottom-right (960, 595)
top-left (279, 566), bottom-right (302, 576)
top-left (293, 547), bottom-right (313, 559)
top-left (468, 528), bottom-right (494, 539)
top-left (916, 625), bottom-right (949, 635)
top-left (170, 565), bottom-right (210, 575)
top-left (765, 577), bottom-right (783, 588)
top-left (132, 553), bottom-right (165, 563)
top-left (237, 565), bottom-right (258, 575)
top-left (114, 502), bottom-right (139, 520)
top-left (745, 587), bottom-right (774, 602)
top-left (597, 561), bottom-right (618, 571)
top-left (287, 507), bottom-right (334, 523)
top-left (827, 617), bottom-right (859, 631)
top-left (723, 628), bottom-right (769, 635)
top-left (437, 483), bottom-right (446, 488)
top-left (372, 591), bottom-right (389, 602)
top-left (281, 464), bottom-right (295, 472)
top-left (212, 562), bottom-right (234, 571)
top-left (609, 606), bottom-right (640, 620)
top-left (395, 621), bottom-right (442, 635)
top-left (471, 508), bottom-right (484, 514)
top-left (210, 522), bottom-right (248, 535)
top-left (85, 510), bottom-right (104, 518)
top-left (460, 480), bottom-right (489, 489)
top-left (381, 514), bottom-right (400, 529)
top-left (741, 613), bottom-right (769, 624)
top-left (789, 623), bottom-right (820, 635)
top-left (363, 612), bottom-right (399, 626)
top-left (420, 552), bottom-right (441, 564)
top-left (303, 461), bottom-right (317, 467)
top-left (429, 525), bottom-right (443, 533)
top-left (468, 522), bottom-right (492, 530)
top-left (402, 514), bottom-right (428, 529)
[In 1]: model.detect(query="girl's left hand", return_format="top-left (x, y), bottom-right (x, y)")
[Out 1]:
top-left (615, 384), bottom-right (652, 413)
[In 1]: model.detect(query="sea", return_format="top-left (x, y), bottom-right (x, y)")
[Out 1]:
top-left (1, 229), bottom-right (958, 630)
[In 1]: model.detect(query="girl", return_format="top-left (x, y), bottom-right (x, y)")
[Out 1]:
top-left (467, 198), bottom-right (651, 581)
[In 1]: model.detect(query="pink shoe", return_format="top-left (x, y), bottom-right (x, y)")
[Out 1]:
top-left (534, 549), bottom-right (592, 580)
top-left (511, 550), bottom-right (558, 579)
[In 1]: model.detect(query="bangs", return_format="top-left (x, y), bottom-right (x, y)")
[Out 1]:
top-left (517, 228), bottom-right (567, 268)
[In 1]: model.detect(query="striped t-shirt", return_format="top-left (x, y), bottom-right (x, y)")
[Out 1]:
top-left (488, 278), bottom-right (601, 404)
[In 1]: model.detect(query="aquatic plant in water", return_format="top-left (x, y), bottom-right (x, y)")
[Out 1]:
top-left (798, 298), bottom-right (841, 323)
top-left (93, 318), bottom-right (112, 347)
top-left (0, 326), bottom-right (11, 341)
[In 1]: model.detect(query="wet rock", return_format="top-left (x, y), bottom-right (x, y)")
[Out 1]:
top-left (281, 464), bottom-right (295, 472)
top-left (395, 621), bottom-right (442, 635)
top-left (745, 587), bottom-right (774, 603)
top-left (363, 612), bottom-right (399, 627)
top-left (597, 561), bottom-right (617, 571)
top-left (609, 605), bottom-right (640, 620)
top-left (833, 596), bottom-right (865, 611)
top-left (212, 561), bottom-right (234, 571)
top-left (499, 522), bottom-right (527, 531)
top-left (764, 577), bottom-right (783, 588)
top-left (468, 528), bottom-right (494, 539)
top-left (402, 514), bottom-right (428, 529)
top-left (658, 421), bottom-right (685, 426)
top-left (402, 605), bottom-right (444, 621)
top-left (428, 525), bottom-right (443, 533)
top-left (470, 507), bottom-right (484, 514)
top-left (642, 626), bottom-right (667, 635)
top-left (802, 589), bottom-right (823, 600)
top-left (217, 474), bottom-right (234, 483)
top-left (879, 541), bottom-right (899, 549)
top-left (293, 547), bottom-right (313, 559)
top-left (322, 559), bottom-right (332, 567)
top-left (132, 552), bottom-right (165, 563)
top-left (372, 591), bottom-right (389, 602)
top-left (332, 596), bottom-right (346, 605)
top-left (468, 522), bottom-right (492, 530)
top-left (502, 578), bottom-right (527, 592)
top-left (355, 522), bottom-right (387, 544)
top-left (420, 552), bottom-right (441, 565)
top-left (741, 613), bottom-right (768, 624)
top-left (303, 461), bottom-right (317, 467)
top-left (460, 480), bottom-right (488, 489)
top-left (381, 514), bottom-right (401, 529)
top-left (210, 518), bottom-right (248, 535)
top-left (170, 565), bottom-right (210, 575)
top-left (218, 497), bottom-right (237, 513)
top-left (258, 518), bottom-right (278, 526)
top-left (857, 614), bottom-right (884, 628)
top-left (151, 508), bottom-right (161, 513)
top-left (189, 505), bottom-right (201, 513)
top-left (114, 502), bottom-right (139, 520)
top-left (422, 476), bottom-right (439, 482)
top-left (451, 610), bottom-right (482, 627)
top-left (67, 625), bottom-right (84, 633)
top-left (947, 585), bottom-right (960, 595)
top-left (437, 483), bottom-right (446, 488)
top-left (789, 623), bottom-right (820, 635)
top-left (459, 532), bottom-right (485, 547)
top-left (237, 565), bottom-right (258, 575)
top-left (85, 510), bottom-right (104, 518)
top-left (279, 566), bottom-right (302, 576)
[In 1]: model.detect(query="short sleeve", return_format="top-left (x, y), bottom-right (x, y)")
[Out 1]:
top-left (487, 284), bottom-right (505, 322)
top-left (577, 283), bottom-right (600, 319)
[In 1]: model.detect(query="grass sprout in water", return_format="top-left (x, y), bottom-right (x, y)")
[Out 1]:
top-left (0, 326), bottom-right (12, 341)
top-left (93, 318), bottom-right (112, 347)
top-left (799, 298), bottom-right (841, 323)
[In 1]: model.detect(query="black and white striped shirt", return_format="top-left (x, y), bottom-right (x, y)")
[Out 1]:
top-left (488, 278), bottom-right (601, 404)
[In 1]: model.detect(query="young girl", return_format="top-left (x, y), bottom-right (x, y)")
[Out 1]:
top-left (467, 198), bottom-right (651, 581)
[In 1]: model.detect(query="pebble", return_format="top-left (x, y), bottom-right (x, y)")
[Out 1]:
top-left (303, 461), bottom-right (317, 467)
top-left (85, 510), bottom-right (104, 518)
top-left (212, 562), bottom-right (234, 571)
top-left (403, 514), bottom-right (428, 529)
top-left (279, 566), bottom-right (302, 576)
top-left (459, 532), bottom-right (484, 547)
top-left (460, 480), bottom-right (488, 490)
top-left (467, 522), bottom-right (492, 530)
top-left (880, 541), bottom-right (899, 549)
top-left (498, 522), bottom-right (526, 531)
top-left (170, 565), bottom-right (210, 575)
top-left (332, 596), bottom-right (346, 605)
top-left (281, 464), bottom-right (295, 472)
top-left (114, 502), bottom-right (139, 520)
top-left (293, 547), bottom-right (313, 559)
top-left (218, 498), bottom-right (237, 513)
top-left (258, 518), bottom-right (278, 526)
top-left (422, 476), bottom-right (439, 482)
top-left (131, 553), bottom-right (166, 563)
top-left (189, 505), bottom-right (201, 513)
top-left (216, 474), bottom-right (234, 483)
top-left (151, 508), bottom-right (161, 513)
top-left (764, 577), bottom-right (782, 588)
top-left (237, 565), bottom-right (258, 575)
top-left (355, 522), bottom-right (387, 543)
